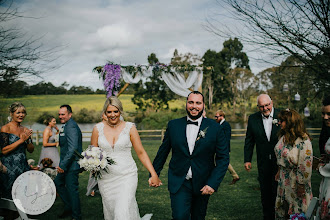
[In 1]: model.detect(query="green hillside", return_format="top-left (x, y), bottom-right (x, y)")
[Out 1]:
top-left (0, 94), bottom-right (186, 125)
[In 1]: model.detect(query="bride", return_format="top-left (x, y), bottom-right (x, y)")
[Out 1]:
top-left (90, 96), bottom-right (162, 220)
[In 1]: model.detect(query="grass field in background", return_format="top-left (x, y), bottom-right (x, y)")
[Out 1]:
top-left (0, 94), bottom-right (186, 124)
top-left (27, 138), bottom-right (322, 220)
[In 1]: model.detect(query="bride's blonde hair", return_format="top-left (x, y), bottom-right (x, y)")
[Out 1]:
top-left (103, 96), bottom-right (123, 114)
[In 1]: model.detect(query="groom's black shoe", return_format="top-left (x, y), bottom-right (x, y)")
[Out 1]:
top-left (58, 210), bottom-right (72, 218)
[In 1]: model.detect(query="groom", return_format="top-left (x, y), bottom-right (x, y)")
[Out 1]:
top-left (55, 104), bottom-right (82, 220)
top-left (152, 91), bottom-right (229, 220)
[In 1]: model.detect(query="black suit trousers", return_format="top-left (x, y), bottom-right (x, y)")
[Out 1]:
top-left (258, 159), bottom-right (278, 220)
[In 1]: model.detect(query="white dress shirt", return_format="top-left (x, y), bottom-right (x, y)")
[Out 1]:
top-left (186, 116), bottom-right (203, 179)
top-left (261, 108), bottom-right (274, 142)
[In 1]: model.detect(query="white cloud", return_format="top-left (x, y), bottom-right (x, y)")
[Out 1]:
top-left (10, 0), bottom-right (275, 90)
top-left (96, 24), bottom-right (142, 48)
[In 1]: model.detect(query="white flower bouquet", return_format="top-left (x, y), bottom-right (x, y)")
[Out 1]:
top-left (75, 145), bottom-right (115, 180)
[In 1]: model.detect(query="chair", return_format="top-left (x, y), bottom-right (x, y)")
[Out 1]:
top-left (0, 198), bottom-right (29, 220)
top-left (306, 197), bottom-right (319, 220)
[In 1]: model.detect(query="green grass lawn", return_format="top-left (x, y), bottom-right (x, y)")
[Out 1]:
top-left (26, 138), bottom-right (322, 220)
top-left (0, 94), bottom-right (186, 124)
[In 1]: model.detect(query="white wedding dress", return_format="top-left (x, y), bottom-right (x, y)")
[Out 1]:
top-left (96, 122), bottom-right (152, 220)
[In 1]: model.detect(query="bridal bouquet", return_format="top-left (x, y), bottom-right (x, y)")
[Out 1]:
top-left (76, 145), bottom-right (115, 179)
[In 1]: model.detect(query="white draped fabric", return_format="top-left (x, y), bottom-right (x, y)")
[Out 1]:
top-left (120, 66), bottom-right (203, 97)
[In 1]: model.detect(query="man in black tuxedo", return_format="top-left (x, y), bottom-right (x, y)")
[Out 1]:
top-left (152, 91), bottom-right (229, 220)
top-left (215, 110), bottom-right (240, 185)
top-left (244, 94), bottom-right (280, 220)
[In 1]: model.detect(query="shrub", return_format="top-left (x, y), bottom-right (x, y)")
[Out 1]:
top-left (75, 108), bottom-right (101, 123)
top-left (136, 109), bottom-right (186, 129)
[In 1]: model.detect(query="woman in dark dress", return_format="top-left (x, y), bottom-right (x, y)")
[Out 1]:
top-left (0, 102), bottom-right (34, 202)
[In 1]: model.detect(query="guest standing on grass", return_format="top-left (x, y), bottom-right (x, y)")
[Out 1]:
top-left (152, 91), bottom-right (229, 220)
top-left (317, 95), bottom-right (330, 219)
top-left (0, 102), bottom-right (34, 220)
top-left (215, 110), bottom-right (240, 185)
top-left (244, 94), bottom-right (280, 220)
top-left (274, 109), bottom-right (313, 219)
top-left (38, 115), bottom-right (60, 169)
top-left (54, 105), bottom-right (82, 220)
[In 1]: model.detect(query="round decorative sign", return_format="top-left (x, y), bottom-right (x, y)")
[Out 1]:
top-left (12, 170), bottom-right (56, 215)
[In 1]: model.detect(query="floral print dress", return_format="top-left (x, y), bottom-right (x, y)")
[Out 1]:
top-left (274, 136), bottom-right (313, 219)
top-left (317, 137), bottom-right (330, 219)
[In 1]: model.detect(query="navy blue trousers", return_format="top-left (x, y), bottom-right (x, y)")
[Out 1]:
top-left (170, 179), bottom-right (210, 220)
top-left (54, 169), bottom-right (81, 220)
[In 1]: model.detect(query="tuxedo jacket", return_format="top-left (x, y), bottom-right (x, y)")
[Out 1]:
top-left (244, 108), bottom-right (280, 172)
top-left (220, 121), bottom-right (231, 152)
top-left (153, 116), bottom-right (229, 195)
top-left (59, 118), bottom-right (82, 172)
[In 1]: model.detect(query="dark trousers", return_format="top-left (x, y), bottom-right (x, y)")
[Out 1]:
top-left (258, 161), bottom-right (278, 220)
top-left (170, 179), bottom-right (210, 220)
top-left (54, 169), bottom-right (81, 220)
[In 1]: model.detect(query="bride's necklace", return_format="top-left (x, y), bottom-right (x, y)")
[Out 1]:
top-left (107, 119), bottom-right (121, 128)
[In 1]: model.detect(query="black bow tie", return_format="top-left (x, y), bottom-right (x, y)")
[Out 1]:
top-left (187, 120), bottom-right (198, 126)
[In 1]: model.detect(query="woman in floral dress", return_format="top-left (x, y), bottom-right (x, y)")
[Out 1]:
top-left (317, 95), bottom-right (330, 219)
top-left (274, 109), bottom-right (313, 219)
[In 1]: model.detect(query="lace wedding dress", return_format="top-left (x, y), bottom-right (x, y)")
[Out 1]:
top-left (96, 122), bottom-right (152, 220)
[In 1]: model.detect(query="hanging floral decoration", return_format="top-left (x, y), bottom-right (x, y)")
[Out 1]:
top-left (93, 62), bottom-right (203, 98)
top-left (101, 63), bottom-right (121, 97)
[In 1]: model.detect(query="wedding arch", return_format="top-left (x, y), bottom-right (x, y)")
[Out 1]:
top-left (93, 62), bottom-right (204, 98)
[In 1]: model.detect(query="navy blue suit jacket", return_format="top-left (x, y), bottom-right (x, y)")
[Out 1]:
top-left (220, 120), bottom-right (231, 152)
top-left (153, 116), bottom-right (229, 195)
top-left (59, 118), bottom-right (82, 172)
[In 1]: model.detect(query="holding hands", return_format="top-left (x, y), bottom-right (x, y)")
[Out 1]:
top-left (148, 175), bottom-right (162, 187)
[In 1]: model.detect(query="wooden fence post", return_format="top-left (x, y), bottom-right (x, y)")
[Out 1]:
top-left (36, 130), bottom-right (39, 145)
top-left (161, 129), bottom-right (165, 141)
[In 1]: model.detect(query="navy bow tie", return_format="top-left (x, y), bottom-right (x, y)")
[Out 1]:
top-left (187, 120), bottom-right (198, 126)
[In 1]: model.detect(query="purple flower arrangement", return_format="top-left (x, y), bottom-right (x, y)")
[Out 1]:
top-left (102, 63), bottom-right (121, 97)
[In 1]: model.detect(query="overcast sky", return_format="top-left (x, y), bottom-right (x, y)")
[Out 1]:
top-left (11, 0), bottom-right (273, 90)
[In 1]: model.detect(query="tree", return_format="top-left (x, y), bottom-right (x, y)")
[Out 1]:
top-left (68, 86), bottom-right (94, 94)
top-left (0, 68), bottom-right (28, 97)
top-left (206, 0), bottom-right (330, 91)
top-left (202, 49), bottom-right (222, 108)
top-left (0, 0), bottom-right (58, 82)
top-left (228, 67), bottom-right (257, 121)
top-left (27, 82), bottom-right (58, 95)
top-left (256, 56), bottom-right (319, 115)
top-left (170, 49), bottom-right (202, 66)
top-left (202, 38), bottom-right (251, 108)
top-left (131, 53), bottom-right (175, 111)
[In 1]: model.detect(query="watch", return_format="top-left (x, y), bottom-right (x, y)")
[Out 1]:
top-left (12, 170), bottom-right (56, 215)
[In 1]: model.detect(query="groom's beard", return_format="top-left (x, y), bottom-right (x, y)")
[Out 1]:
top-left (186, 107), bottom-right (204, 120)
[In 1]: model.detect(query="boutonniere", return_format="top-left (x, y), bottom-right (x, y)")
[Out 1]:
top-left (59, 127), bottom-right (64, 133)
top-left (272, 119), bottom-right (278, 126)
top-left (196, 127), bottom-right (208, 142)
